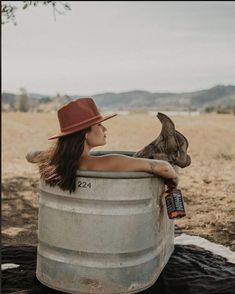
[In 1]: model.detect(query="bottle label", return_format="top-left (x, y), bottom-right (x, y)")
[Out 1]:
top-left (165, 194), bottom-right (174, 212)
top-left (172, 190), bottom-right (185, 211)
top-left (165, 188), bottom-right (186, 219)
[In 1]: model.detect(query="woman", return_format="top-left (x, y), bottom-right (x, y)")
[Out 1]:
top-left (28, 97), bottom-right (178, 193)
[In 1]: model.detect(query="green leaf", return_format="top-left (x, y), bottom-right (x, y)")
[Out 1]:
top-left (22, 4), bottom-right (28, 9)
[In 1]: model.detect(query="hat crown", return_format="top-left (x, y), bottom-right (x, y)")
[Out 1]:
top-left (58, 98), bottom-right (102, 132)
top-left (48, 97), bottom-right (117, 140)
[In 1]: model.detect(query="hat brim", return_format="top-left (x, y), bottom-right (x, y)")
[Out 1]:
top-left (48, 113), bottom-right (117, 140)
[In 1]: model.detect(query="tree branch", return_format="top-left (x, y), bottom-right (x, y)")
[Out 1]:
top-left (1, 1), bottom-right (71, 25)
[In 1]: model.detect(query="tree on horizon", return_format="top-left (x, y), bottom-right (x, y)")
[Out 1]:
top-left (1, 1), bottom-right (71, 25)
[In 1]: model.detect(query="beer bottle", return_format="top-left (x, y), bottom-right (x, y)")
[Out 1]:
top-left (164, 188), bottom-right (186, 219)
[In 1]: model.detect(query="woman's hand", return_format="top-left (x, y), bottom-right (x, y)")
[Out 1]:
top-left (147, 159), bottom-right (178, 180)
top-left (164, 176), bottom-right (179, 189)
top-left (164, 165), bottom-right (179, 188)
top-left (26, 150), bottom-right (43, 163)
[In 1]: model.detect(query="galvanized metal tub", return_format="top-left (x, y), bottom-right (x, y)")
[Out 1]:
top-left (36, 151), bottom-right (174, 294)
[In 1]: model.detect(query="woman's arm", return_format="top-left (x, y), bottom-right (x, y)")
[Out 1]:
top-left (88, 154), bottom-right (178, 181)
top-left (26, 151), bottom-right (179, 185)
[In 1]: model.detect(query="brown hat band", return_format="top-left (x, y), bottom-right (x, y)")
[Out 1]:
top-left (61, 114), bottom-right (102, 132)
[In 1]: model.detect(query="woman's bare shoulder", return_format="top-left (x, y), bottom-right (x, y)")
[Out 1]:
top-left (79, 154), bottom-right (128, 170)
top-left (80, 154), bottom-right (148, 172)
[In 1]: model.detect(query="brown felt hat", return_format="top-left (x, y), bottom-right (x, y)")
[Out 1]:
top-left (48, 97), bottom-right (117, 140)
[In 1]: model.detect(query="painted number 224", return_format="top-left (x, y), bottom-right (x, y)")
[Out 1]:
top-left (77, 181), bottom-right (92, 188)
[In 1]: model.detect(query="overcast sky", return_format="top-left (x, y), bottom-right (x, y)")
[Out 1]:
top-left (2, 1), bottom-right (235, 96)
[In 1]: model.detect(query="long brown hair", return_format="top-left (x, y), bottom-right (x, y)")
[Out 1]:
top-left (39, 127), bottom-right (91, 193)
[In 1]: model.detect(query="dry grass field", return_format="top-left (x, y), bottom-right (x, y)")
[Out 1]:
top-left (2, 112), bottom-right (235, 250)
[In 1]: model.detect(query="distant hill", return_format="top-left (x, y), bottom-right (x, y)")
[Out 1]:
top-left (28, 93), bottom-right (49, 99)
top-left (2, 84), bottom-right (235, 112)
top-left (90, 85), bottom-right (235, 110)
top-left (2, 92), bottom-right (16, 107)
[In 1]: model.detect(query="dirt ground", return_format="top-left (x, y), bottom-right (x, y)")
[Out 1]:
top-left (2, 112), bottom-right (235, 250)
